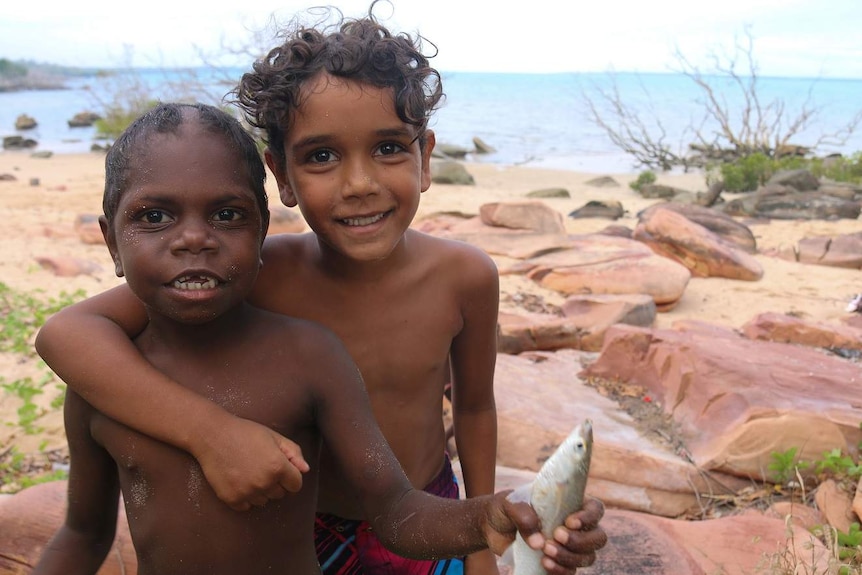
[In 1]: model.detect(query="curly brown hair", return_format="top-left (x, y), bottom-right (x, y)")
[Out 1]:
top-left (232, 1), bottom-right (443, 169)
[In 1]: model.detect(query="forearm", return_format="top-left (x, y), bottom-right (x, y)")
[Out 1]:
top-left (376, 490), bottom-right (492, 559)
top-left (36, 301), bottom-right (231, 454)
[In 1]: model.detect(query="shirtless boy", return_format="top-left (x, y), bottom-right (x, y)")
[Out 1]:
top-left (35, 7), bottom-right (606, 574)
top-left (32, 102), bottom-right (552, 575)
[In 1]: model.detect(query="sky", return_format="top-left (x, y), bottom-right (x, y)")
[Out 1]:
top-left (2, 0), bottom-right (861, 78)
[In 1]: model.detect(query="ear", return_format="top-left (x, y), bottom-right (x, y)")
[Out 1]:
top-left (99, 215), bottom-right (124, 277)
top-left (420, 130), bottom-right (436, 193)
top-left (264, 147), bottom-right (297, 208)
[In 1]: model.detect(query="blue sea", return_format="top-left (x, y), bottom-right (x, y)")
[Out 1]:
top-left (2, 68), bottom-right (861, 174)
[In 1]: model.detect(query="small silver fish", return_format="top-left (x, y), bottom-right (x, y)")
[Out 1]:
top-left (505, 419), bottom-right (593, 575)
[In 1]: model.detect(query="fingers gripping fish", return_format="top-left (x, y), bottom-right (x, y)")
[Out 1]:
top-left (506, 420), bottom-right (593, 575)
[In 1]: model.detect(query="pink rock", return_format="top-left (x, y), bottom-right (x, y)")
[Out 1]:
top-left (633, 206), bottom-right (763, 280)
top-left (520, 235), bottom-right (690, 309)
top-left (742, 312), bottom-right (862, 351)
top-left (814, 479), bottom-right (856, 533)
top-left (767, 500), bottom-right (827, 532)
top-left (580, 324), bottom-right (862, 481)
top-left (479, 200), bottom-right (566, 234)
top-left (0, 480), bottom-right (137, 575)
top-left (497, 294), bottom-right (655, 353)
top-left (34, 256), bottom-right (103, 277)
top-left (798, 232), bottom-right (862, 269)
top-left (579, 509), bottom-right (827, 575)
top-left (494, 350), bottom-right (748, 517)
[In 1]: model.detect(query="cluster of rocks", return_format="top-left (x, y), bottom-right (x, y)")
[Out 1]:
top-left (4, 111), bottom-right (103, 151)
top-left (416, 171), bottom-right (861, 571)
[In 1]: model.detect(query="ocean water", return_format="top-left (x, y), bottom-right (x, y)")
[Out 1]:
top-left (2, 68), bottom-right (861, 174)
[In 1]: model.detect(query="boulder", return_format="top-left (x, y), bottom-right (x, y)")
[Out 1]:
top-left (497, 294), bottom-right (655, 353)
top-left (430, 159), bottom-right (474, 185)
top-left (0, 480), bottom-right (137, 574)
top-left (479, 201), bottom-right (566, 234)
top-left (494, 350), bottom-right (746, 517)
top-left (637, 203), bottom-right (757, 253)
top-left (471, 136), bottom-right (496, 154)
top-left (633, 207), bottom-right (763, 281)
top-left (14, 114), bottom-right (37, 130)
top-left (797, 232), bottom-right (862, 269)
top-left (578, 509), bottom-right (827, 575)
top-left (520, 235), bottom-right (691, 309)
top-left (580, 323), bottom-right (862, 482)
top-left (568, 200), bottom-right (625, 220)
top-left (741, 312), bottom-right (862, 351)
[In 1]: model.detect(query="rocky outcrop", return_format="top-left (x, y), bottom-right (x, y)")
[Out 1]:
top-left (497, 293), bottom-right (655, 353)
top-left (633, 207), bottom-right (763, 280)
top-left (580, 322), bottom-right (862, 482)
top-left (479, 201), bottom-right (566, 234)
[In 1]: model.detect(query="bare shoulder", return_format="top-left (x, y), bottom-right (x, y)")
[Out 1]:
top-left (408, 230), bottom-right (498, 286)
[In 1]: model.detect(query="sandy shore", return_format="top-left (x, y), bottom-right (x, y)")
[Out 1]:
top-left (1, 150), bottom-right (860, 470)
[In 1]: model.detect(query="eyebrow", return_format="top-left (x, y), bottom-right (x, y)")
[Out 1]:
top-left (289, 127), bottom-right (416, 152)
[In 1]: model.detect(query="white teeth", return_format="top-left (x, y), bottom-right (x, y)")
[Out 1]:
top-left (343, 213), bottom-right (385, 226)
top-left (172, 276), bottom-right (218, 290)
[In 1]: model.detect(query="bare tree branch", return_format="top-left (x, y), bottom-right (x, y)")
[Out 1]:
top-left (583, 28), bottom-right (862, 170)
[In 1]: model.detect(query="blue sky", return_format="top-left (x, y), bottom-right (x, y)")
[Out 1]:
top-left (2, 0), bottom-right (861, 78)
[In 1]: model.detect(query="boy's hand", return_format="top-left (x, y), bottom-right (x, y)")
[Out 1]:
top-left (542, 498), bottom-right (607, 572)
top-left (192, 416), bottom-right (309, 511)
top-left (486, 494), bottom-right (607, 574)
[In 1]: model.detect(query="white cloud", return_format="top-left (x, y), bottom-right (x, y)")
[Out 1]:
top-left (1, 0), bottom-right (860, 77)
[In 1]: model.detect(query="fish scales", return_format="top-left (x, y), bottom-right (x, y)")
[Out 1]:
top-left (509, 420), bottom-right (593, 575)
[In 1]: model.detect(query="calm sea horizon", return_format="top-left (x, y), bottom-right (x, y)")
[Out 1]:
top-left (2, 68), bottom-right (861, 174)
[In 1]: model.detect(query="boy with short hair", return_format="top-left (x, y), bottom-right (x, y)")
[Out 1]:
top-left (35, 7), bottom-right (606, 574)
top-left (32, 102), bottom-right (547, 575)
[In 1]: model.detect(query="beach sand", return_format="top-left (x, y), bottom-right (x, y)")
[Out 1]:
top-left (1, 151), bottom-right (860, 473)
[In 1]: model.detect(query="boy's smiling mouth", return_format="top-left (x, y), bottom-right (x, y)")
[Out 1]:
top-left (340, 211), bottom-right (390, 227)
top-left (171, 275), bottom-right (220, 290)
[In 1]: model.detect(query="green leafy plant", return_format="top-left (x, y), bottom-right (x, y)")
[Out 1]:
top-left (629, 170), bottom-right (657, 191)
top-left (815, 448), bottom-right (862, 481)
top-left (0, 283), bottom-right (85, 354)
top-left (768, 446), bottom-right (811, 484)
top-left (1, 376), bottom-right (45, 435)
top-left (0, 447), bottom-right (68, 493)
top-left (717, 152), bottom-right (774, 192)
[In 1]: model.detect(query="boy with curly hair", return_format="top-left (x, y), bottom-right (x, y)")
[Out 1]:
top-left (36, 6), bottom-right (606, 574)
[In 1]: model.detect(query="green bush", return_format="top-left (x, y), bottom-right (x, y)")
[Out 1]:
top-left (718, 152), bottom-right (774, 192)
top-left (629, 170), bottom-right (657, 191)
top-left (709, 149), bottom-right (862, 192)
top-left (820, 152), bottom-right (862, 184)
top-left (94, 99), bottom-right (160, 141)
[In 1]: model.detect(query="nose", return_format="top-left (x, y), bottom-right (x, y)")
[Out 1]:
top-left (341, 156), bottom-right (380, 200)
top-left (170, 218), bottom-right (219, 255)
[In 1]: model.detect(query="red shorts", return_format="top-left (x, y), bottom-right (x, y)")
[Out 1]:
top-left (314, 455), bottom-right (464, 575)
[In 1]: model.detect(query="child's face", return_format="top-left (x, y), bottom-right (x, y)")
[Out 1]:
top-left (101, 124), bottom-right (266, 325)
top-left (266, 73), bottom-right (435, 262)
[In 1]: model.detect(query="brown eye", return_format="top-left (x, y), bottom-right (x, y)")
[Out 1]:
top-left (140, 210), bottom-right (168, 224)
top-left (214, 208), bottom-right (242, 222)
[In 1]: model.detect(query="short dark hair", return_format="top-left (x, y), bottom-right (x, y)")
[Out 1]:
top-left (232, 1), bottom-right (443, 168)
top-left (103, 102), bottom-right (268, 224)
